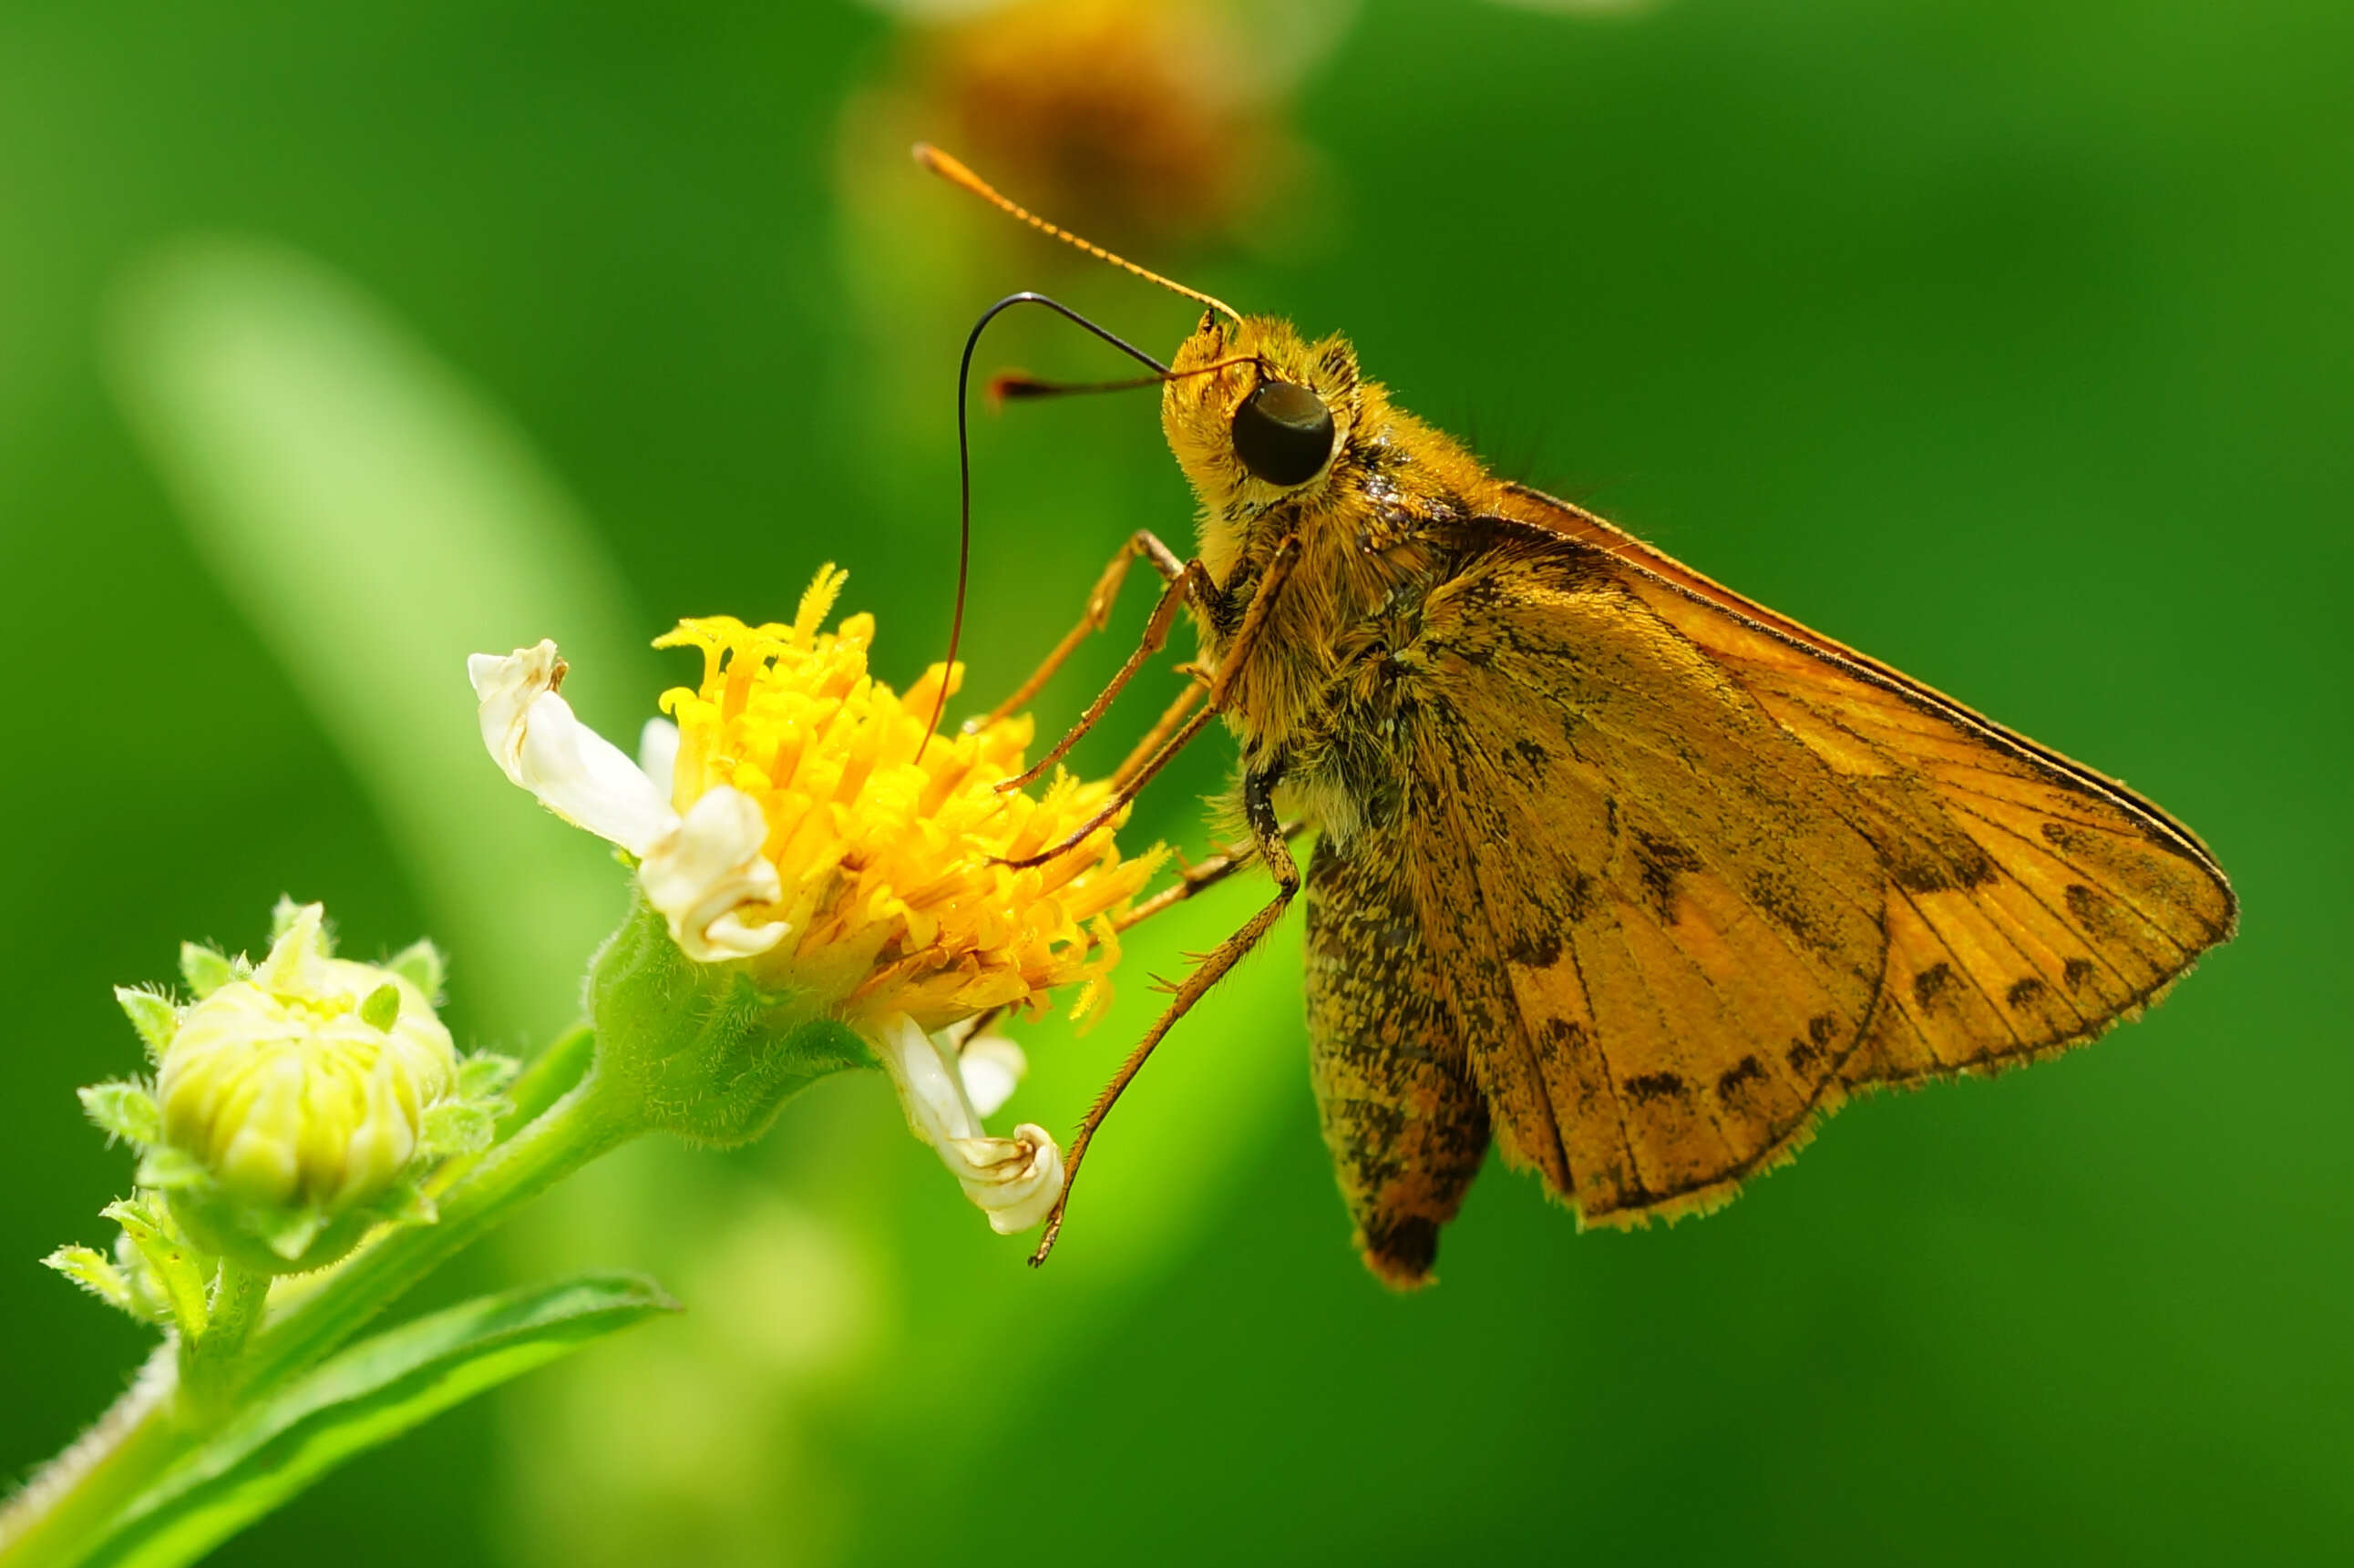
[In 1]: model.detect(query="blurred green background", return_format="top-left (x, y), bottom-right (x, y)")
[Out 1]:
top-left (4, 0), bottom-right (2347, 1563)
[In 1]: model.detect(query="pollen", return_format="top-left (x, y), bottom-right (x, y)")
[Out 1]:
top-left (653, 568), bottom-right (1163, 1031)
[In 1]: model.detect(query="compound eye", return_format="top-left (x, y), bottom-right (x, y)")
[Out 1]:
top-left (1231, 381), bottom-right (1336, 487)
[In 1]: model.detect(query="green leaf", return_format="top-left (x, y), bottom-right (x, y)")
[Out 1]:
top-left (93, 1274), bottom-right (675, 1568)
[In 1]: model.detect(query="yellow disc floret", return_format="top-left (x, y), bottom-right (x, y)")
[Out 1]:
top-left (653, 567), bottom-right (1163, 1031)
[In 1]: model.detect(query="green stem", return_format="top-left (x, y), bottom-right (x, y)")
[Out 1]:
top-left (240, 1060), bottom-right (643, 1393)
top-left (500, 1022), bottom-right (598, 1132)
top-left (0, 1350), bottom-right (179, 1568)
top-left (0, 1040), bottom-right (643, 1568)
top-left (178, 1264), bottom-right (272, 1416)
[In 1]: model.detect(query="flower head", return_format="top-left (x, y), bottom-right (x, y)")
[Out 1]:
top-left (472, 568), bottom-right (1165, 1233)
top-left (653, 567), bottom-right (1156, 1028)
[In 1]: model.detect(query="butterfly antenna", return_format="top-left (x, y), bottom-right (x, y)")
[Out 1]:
top-left (914, 143), bottom-right (1242, 324)
top-left (920, 292), bottom-right (1179, 757)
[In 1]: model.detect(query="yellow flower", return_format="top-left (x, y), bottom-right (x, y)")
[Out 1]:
top-left (653, 567), bottom-right (1153, 1030)
top-left (471, 568), bottom-right (1165, 1234)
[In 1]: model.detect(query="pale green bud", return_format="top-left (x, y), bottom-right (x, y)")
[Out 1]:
top-left (49, 900), bottom-right (513, 1290)
top-left (157, 903), bottom-right (457, 1218)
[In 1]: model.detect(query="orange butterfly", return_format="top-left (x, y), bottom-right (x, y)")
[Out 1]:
top-left (920, 147), bottom-right (2236, 1286)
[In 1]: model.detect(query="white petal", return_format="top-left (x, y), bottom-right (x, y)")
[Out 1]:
top-left (943, 1125), bottom-right (1064, 1235)
top-left (639, 787), bottom-right (787, 961)
top-left (469, 642), bottom-right (563, 783)
top-left (956, 1029), bottom-right (1027, 1119)
top-left (470, 642), bottom-right (674, 856)
top-left (874, 1014), bottom-right (1064, 1235)
top-left (637, 717), bottom-right (681, 805)
top-left (874, 1013), bottom-right (980, 1146)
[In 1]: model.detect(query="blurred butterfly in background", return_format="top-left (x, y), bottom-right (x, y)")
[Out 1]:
top-left (919, 146), bottom-right (2236, 1286)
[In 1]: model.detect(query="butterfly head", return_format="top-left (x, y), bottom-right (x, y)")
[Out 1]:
top-left (1163, 312), bottom-right (1364, 528)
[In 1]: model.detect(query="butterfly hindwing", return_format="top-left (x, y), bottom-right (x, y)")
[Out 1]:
top-left (1397, 535), bottom-right (1891, 1225)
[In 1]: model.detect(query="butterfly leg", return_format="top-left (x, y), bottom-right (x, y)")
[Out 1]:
top-left (1030, 763), bottom-right (1300, 1267)
top-left (999, 534), bottom-right (1304, 870)
top-left (1111, 681), bottom-right (1207, 788)
top-left (999, 535), bottom-right (1218, 792)
top-left (1115, 818), bottom-right (1309, 933)
top-left (980, 528), bottom-right (1188, 723)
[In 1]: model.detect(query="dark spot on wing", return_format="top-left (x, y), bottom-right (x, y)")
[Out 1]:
top-left (1623, 1071), bottom-right (1686, 1103)
top-left (1885, 837), bottom-right (2000, 893)
top-left (1808, 1014), bottom-right (1840, 1046)
top-left (2063, 957), bottom-right (2096, 992)
top-left (1750, 868), bottom-right (1835, 954)
top-left (1507, 927), bottom-right (1563, 968)
top-left (1538, 1017), bottom-right (1588, 1055)
top-left (1715, 1055), bottom-right (1767, 1101)
top-left (1912, 962), bottom-right (1957, 1009)
top-left (2005, 977), bottom-right (2048, 1009)
top-left (1786, 1038), bottom-right (1820, 1074)
top-left (1629, 827), bottom-right (1701, 923)
top-left (2064, 883), bottom-right (2119, 937)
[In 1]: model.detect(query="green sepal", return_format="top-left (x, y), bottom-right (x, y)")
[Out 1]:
top-left (370, 1180), bottom-right (437, 1228)
top-left (268, 895), bottom-right (326, 949)
top-left (178, 943), bottom-right (238, 999)
top-left (587, 895), bottom-right (875, 1148)
top-left (103, 1195), bottom-right (212, 1335)
top-left (250, 1206), bottom-right (328, 1263)
top-left (136, 1145), bottom-right (210, 1191)
top-left (45, 1245), bottom-right (137, 1313)
top-left (357, 983), bottom-right (402, 1032)
top-left (80, 1080), bottom-right (162, 1146)
top-left (384, 938), bottom-right (447, 1003)
top-left (114, 987), bottom-right (181, 1062)
top-left (457, 1051), bottom-right (520, 1098)
top-left (417, 1100), bottom-right (496, 1158)
top-left (163, 1186), bottom-right (374, 1276)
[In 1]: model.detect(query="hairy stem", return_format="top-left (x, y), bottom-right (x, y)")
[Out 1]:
top-left (0, 1034), bottom-right (642, 1568)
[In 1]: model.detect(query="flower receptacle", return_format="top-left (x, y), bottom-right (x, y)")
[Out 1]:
top-left (587, 895), bottom-right (875, 1149)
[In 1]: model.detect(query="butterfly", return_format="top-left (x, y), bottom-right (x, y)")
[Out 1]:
top-left (919, 146), bottom-right (2237, 1286)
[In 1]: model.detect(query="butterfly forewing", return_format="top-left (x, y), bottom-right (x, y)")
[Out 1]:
top-left (1392, 490), bottom-right (2238, 1231)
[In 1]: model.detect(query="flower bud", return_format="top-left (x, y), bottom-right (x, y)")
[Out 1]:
top-left (57, 900), bottom-right (514, 1276)
top-left (157, 902), bottom-right (457, 1214)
